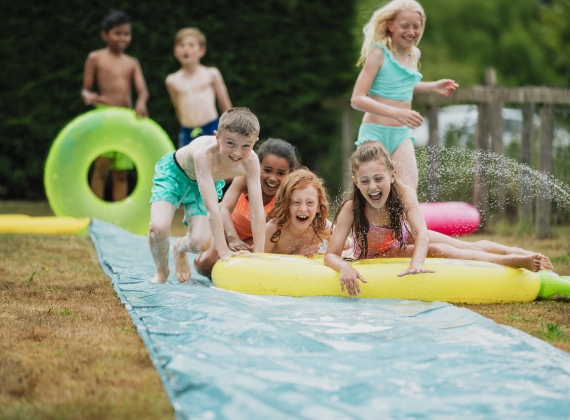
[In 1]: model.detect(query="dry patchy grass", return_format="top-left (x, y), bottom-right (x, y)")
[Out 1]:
top-left (0, 233), bottom-right (173, 419)
top-left (1, 201), bottom-right (569, 419)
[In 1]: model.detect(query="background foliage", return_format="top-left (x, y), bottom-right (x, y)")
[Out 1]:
top-left (2, 0), bottom-right (569, 201)
top-left (0, 0), bottom-right (357, 198)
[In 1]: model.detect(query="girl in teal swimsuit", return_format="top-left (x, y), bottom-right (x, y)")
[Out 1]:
top-left (351, 0), bottom-right (458, 191)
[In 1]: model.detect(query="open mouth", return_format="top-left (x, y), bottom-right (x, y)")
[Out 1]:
top-left (229, 155), bottom-right (241, 163)
top-left (265, 181), bottom-right (278, 192)
top-left (296, 215), bottom-right (309, 223)
top-left (369, 192), bottom-right (382, 202)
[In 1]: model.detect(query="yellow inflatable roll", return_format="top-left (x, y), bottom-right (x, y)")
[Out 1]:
top-left (212, 253), bottom-right (570, 304)
top-left (0, 214), bottom-right (90, 235)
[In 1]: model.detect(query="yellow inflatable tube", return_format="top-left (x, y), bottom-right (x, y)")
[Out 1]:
top-left (212, 253), bottom-right (570, 304)
top-left (0, 214), bottom-right (90, 235)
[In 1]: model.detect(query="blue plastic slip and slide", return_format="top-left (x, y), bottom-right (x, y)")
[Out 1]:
top-left (90, 219), bottom-right (570, 420)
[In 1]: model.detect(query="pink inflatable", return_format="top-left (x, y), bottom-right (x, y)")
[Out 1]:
top-left (419, 201), bottom-right (480, 236)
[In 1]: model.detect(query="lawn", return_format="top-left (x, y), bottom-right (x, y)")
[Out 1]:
top-left (1, 201), bottom-right (569, 418)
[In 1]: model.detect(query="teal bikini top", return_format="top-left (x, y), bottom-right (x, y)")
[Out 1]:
top-left (368, 43), bottom-right (423, 101)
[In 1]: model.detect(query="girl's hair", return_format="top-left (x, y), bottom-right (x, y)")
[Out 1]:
top-left (256, 138), bottom-right (300, 171)
top-left (357, 0), bottom-right (426, 66)
top-left (267, 169), bottom-right (329, 244)
top-left (334, 143), bottom-right (407, 260)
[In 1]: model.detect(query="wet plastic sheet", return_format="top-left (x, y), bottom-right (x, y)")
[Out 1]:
top-left (90, 219), bottom-right (570, 419)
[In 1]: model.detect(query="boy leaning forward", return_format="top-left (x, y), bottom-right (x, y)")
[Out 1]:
top-left (148, 107), bottom-right (265, 284)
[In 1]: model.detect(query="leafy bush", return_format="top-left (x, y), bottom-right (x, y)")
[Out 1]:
top-left (0, 0), bottom-right (357, 198)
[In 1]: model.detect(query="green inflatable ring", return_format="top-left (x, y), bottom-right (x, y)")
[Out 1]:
top-left (45, 107), bottom-right (175, 235)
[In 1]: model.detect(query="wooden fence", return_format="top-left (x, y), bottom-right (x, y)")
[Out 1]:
top-left (323, 68), bottom-right (570, 238)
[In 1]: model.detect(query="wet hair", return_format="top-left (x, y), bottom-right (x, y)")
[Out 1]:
top-left (357, 0), bottom-right (425, 67)
top-left (218, 107), bottom-right (260, 137)
top-left (174, 27), bottom-right (206, 48)
top-left (334, 143), bottom-right (408, 260)
top-left (267, 169), bottom-right (329, 244)
top-left (257, 138), bottom-right (300, 171)
top-left (102, 10), bottom-right (131, 33)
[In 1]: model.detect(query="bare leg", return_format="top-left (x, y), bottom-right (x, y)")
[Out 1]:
top-left (173, 215), bottom-right (212, 282)
top-left (427, 231), bottom-right (553, 270)
top-left (391, 139), bottom-right (418, 192)
top-left (90, 156), bottom-right (111, 199)
top-left (111, 170), bottom-right (129, 202)
top-left (386, 240), bottom-right (544, 272)
top-left (194, 239), bottom-right (219, 279)
top-left (148, 201), bottom-right (176, 283)
top-left (427, 243), bottom-right (542, 272)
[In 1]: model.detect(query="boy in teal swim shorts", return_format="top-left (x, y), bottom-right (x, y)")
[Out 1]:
top-left (149, 107), bottom-right (265, 284)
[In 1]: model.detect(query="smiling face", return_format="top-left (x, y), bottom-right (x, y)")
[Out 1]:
top-left (216, 130), bottom-right (258, 166)
top-left (259, 154), bottom-right (292, 199)
top-left (387, 9), bottom-right (423, 51)
top-left (289, 185), bottom-right (320, 230)
top-left (353, 160), bottom-right (396, 209)
top-left (173, 35), bottom-right (205, 66)
top-left (102, 23), bottom-right (132, 53)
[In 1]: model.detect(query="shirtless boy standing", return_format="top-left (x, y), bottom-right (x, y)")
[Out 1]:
top-left (81, 9), bottom-right (149, 201)
top-left (148, 107), bottom-right (265, 284)
top-left (165, 28), bottom-right (232, 148)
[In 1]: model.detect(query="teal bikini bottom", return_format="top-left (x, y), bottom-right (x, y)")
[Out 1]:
top-left (355, 123), bottom-right (416, 154)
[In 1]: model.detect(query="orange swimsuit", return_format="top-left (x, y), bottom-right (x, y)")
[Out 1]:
top-left (231, 193), bottom-right (276, 240)
top-left (353, 209), bottom-right (409, 259)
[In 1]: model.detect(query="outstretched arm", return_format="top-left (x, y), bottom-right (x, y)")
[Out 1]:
top-left (81, 53), bottom-right (100, 106)
top-left (132, 58), bottom-right (149, 117)
top-left (211, 68), bottom-right (232, 113)
top-left (195, 153), bottom-right (233, 260)
top-left (244, 156), bottom-right (265, 253)
top-left (219, 176), bottom-right (252, 251)
top-left (397, 184), bottom-right (434, 277)
top-left (323, 202), bottom-right (367, 297)
top-left (414, 79), bottom-right (458, 96)
top-left (351, 48), bottom-right (424, 129)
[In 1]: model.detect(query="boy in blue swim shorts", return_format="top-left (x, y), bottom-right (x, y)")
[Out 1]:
top-left (165, 27), bottom-right (232, 148)
top-left (149, 107), bottom-right (266, 284)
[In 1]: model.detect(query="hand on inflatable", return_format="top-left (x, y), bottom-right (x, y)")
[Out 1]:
top-left (339, 264), bottom-right (367, 297)
top-left (228, 238), bottom-right (253, 252)
top-left (397, 263), bottom-right (435, 277)
top-left (396, 108), bottom-right (424, 129)
top-left (82, 91), bottom-right (100, 106)
top-left (220, 249), bottom-right (249, 261)
top-left (135, 101), bottom-right (149, 118)
top-left (433, 79), bottom-right (458, 97)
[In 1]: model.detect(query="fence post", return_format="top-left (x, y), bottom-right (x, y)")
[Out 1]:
top-left (427, 104), bottom-right (440, 201)
top-left (536, 104), bottom-right (554, 239)
top-left (520, 102), bottom-right (534, 223)
top-left (473, 104), bottom-right (490, 230)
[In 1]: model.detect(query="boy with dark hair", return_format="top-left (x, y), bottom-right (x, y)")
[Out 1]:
top-left (81, 9), bottom-right (149, 201)
top-left (148, 107), bottom-right (265, 284)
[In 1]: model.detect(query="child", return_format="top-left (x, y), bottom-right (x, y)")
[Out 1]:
top-left (265, 169), bottom-right (334, 256)
top-left (81, 9), bottom-right (150, 201)
top-left (351, 0), bottom-right (458, 191)
top-left (166, 28), bottom-right (232, 148)
top-left (148, 107), bottom-right (264, 284)
top-left (194, 138), bottom-right (300, 278)
top-left (325, 144), bottom-right (553, 297)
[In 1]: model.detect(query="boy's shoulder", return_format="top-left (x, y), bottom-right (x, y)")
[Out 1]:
top-left (87, 48), bottom-right (139, 64)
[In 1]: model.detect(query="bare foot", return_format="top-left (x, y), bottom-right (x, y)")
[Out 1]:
top-left (509, 254), bottom-right (542, 272)
top-left (540, 255), bottom-right (553, 271)
top-left (151, 270), bottom-right (169, 284)
top-left (173, 238), bottom-right (191, 282)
